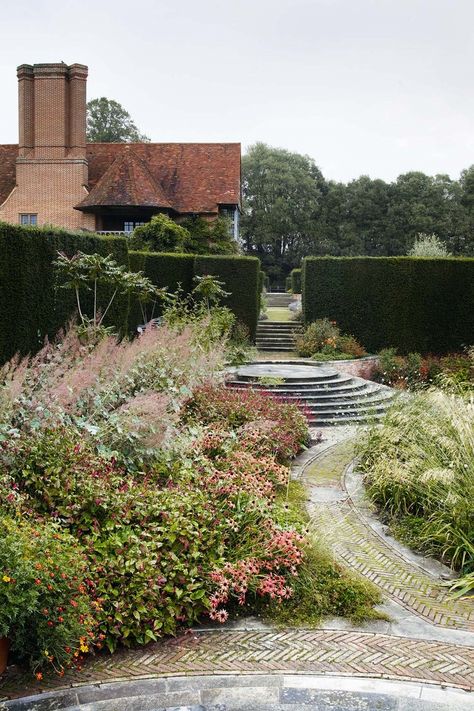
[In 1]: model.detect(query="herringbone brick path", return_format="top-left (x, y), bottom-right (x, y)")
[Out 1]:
top-left (304, 441), bottom-right (474, 631)
top-left (1, 629), bottom-right (474, 699)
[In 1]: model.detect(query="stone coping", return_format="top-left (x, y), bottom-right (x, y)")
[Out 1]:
top-left (2, 673), bottom-right (473, 710)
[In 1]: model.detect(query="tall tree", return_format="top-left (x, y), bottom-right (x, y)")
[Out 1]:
top-left (86, 98), bottom-right (150, 143)
top-left (241, 143), bottom-right (325, 281)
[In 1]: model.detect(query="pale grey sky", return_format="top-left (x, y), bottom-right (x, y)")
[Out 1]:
top-left (0, 0), bottom-right (473, 182)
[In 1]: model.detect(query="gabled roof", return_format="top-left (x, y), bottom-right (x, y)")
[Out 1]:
top-left (85, 142), bottom-right (241, 214)
top-left (76, 147), bottom-right (172, 211)
top-left (0, 142), bottom-right (241, 215)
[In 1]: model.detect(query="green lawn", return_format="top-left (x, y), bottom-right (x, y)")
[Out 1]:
top-left (267, 307), bottom-right (292, 322)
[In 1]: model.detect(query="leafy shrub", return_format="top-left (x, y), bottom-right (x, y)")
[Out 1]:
top-left (407, 232), bottom-right (451, 257)
top-left (373, 348), bottom-right (473, 390)
top-left (357, 390), bottom-right (474, 593)
top-left (0, 516), bottom-right (97, 675)
top-left (129, 214), bottom-right (190, 253)
top-left (182, 384), bottom-right (309, 462)
top-left (180, 216), bottom-right (238, 255)
top-left (294, 319), bottom-right (366, 360)
top-left (194, 255), bottom-right (260, 340)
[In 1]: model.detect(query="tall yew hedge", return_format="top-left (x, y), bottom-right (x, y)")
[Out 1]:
top-left (0, 224), bottom-right (261, 363)
top-left (0, 223), bottom-right (128, 362)
top-left (290, 268), bottom-right (302, 293)
top-left (302, 256), bottom-right (474, 353)
top-left (194, 255), bottom-right (261, 339)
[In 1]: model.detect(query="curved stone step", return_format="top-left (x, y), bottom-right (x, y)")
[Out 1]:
top-left (226, 362), bottom-right (394, 425)
top-left (305, 397), bottom-right (393, 413)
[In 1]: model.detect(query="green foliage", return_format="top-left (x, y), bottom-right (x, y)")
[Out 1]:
top-left (194, 255), bottom-right (260, 340)
top-left (129, 214), bottom-right (190, 253)
top-left (128, 251), bottom-right (195, 327)
top-left (242, 145), bottom-right (474, 270)
top-left (180, 216), bottom-right (238, 255)
top-left (294, 318), bottom-right (366, 359)
top-left (0, 516), bottom-right (97, 674)
top-left (302, 256), bottom-right (474, 354)
top-left (241, 143), bottom-right (325, 282)
top-left (0, 222), bottom-right (129, 362)
top-left (192, 274), bottom-right (230, 311)
top-left (407, 232), bottom-right (451, 257)
top-left (373, 347), bottom-right (474, 390)
top-left (290, 268), bottom-right (302, 293)
top-left (127, 252), bottom-right (260, 339)
top-left (86, 97), bottom-right (150, 143)
top-left (357, 390), bottom-right (474, 593)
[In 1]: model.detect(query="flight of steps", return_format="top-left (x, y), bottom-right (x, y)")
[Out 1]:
top-left (226, 362), bottom-right (395, 427)
top-left (256, 321), bottom-right (301, 352)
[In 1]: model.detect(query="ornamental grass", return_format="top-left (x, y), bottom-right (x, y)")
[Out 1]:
top-left (357, 387), bottom-right (474, 593)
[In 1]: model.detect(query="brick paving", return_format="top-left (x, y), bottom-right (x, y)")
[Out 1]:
top-left (304, 441), bottom-right (474, 632)
top-left (1, 629), bottom-right (474, 700)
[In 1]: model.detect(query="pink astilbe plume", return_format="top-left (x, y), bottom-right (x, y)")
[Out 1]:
top-left (113, 391), bottom-right (174, 449)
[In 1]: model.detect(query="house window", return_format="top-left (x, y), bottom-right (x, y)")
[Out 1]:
top-left (20, 213), bottom-right (37, 226)
top-left (219, 206), bottom-right (239, 240)
top-left (124, 221), bottom-right (146, 233)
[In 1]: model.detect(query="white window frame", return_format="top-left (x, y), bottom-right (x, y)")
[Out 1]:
top-left (19, 213), bottom-right (38, 226)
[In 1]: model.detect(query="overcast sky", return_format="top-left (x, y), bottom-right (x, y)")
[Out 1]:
top-left (0, 0), bottom-right (472, 183)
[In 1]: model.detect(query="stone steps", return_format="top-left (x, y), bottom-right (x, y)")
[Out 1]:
top-left (256, 320), bottom-right (300, 352)
top-left (266, 293), bottom-right (293, 307)
top-left (226, 362), bottom-right (395, 426)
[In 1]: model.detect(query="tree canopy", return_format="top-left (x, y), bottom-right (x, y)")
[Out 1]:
top-left (241, 143), bottom-right (474, 283)
top-left (86, 97), bottom-right (150, 143)
top-left (241, 143), bottom-right (325, 282)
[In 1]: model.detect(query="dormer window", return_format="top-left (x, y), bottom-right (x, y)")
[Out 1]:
top-left (19, 213), bottom-right (37, 225)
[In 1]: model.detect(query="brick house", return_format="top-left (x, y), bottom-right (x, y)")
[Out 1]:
top-left (0, 63), bottom-right (241, 237)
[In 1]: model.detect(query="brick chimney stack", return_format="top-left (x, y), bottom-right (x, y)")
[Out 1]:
top-left (0, 61), bottom-right (95, 230)
top-left (17, 62), bottom-right (88, 159)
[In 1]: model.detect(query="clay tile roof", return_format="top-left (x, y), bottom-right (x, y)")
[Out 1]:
top-left (0, 142), bottom-right (241, 216)
top-left (0, 145), bottom-right (17, 206)
top-left (85, 143), bottom-right (241, 214)
top-left (76, 147), bottom-right (172, 211)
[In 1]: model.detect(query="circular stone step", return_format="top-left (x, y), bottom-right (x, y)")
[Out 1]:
top-left (229, 363), bottom-right (339, 383)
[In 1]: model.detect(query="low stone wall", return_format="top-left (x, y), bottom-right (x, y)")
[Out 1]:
top-left (317, 356), bottom-right (379, 380)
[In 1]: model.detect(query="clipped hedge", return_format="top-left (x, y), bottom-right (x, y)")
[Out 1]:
top-left (194, 255), bottom-right (260, 339)
top-left (302, 256), bottom-right (474, 354)
top-left (290, 268), bottom-right (302, 294)
top-left (0, 223), bottom-right (128, 363)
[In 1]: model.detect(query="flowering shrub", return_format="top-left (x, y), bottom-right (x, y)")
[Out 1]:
top-left (0, 517), bottom-right (97, 676)
top-left (372, 347), bottom-right (474, 390)
top-left (182, 385), bottom-right (309, 462)
top-left (295, 319), bottom-right (367, 360)
top-left (0, 321), bottom-right (379, 677)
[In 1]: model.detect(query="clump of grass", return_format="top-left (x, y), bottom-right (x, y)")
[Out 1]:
top-left (357, 388), bottom-right (474, 594)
